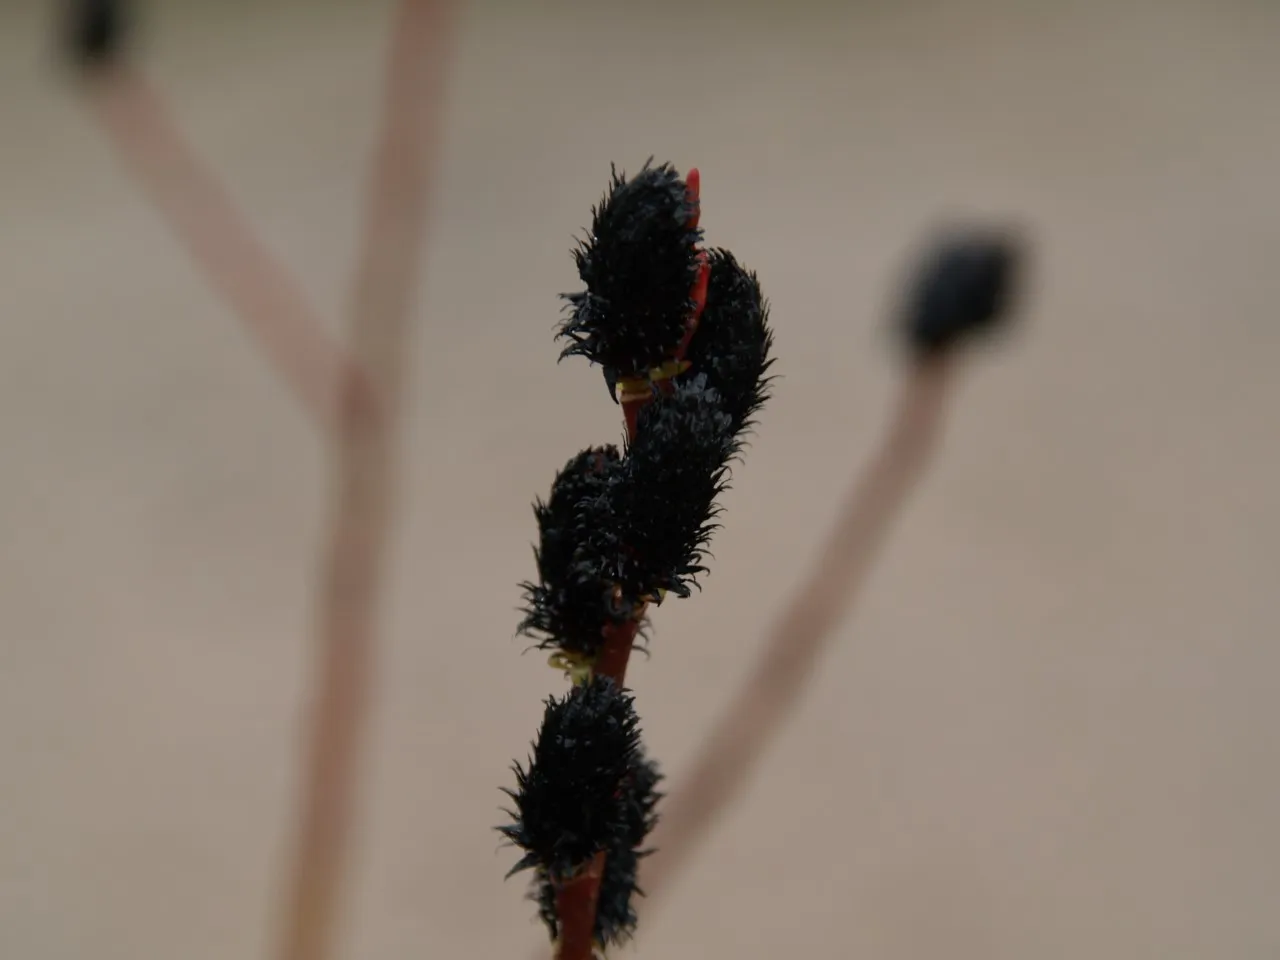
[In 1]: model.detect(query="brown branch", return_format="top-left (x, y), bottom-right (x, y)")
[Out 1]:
top-left (271, 4), bottom-right (452, 960)
top-left (635, 354), bottom-right (956, 920)
top-left (83, 64), bottom-right (363, 434)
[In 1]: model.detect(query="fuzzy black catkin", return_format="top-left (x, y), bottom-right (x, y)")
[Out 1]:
top-left (503, 161), bottom-right (779, 951)
top-left (499, 678), bottom-right (642, 880)
top-left (579, 376), bottom-right (738, 603)
top-left (558, 160), bottom-right (702, 379)
top-left (519, 447), bottom-right (626, 658)
top-left (681, 249), bottom-right (776, 440)
top-left (901, 229), bottom-right (1022, 356)
top-left (535, 754), bottom-right (662, 946)
top-left (63, 0), bottom-right (128, 67)
top-left (594, 754), bottom-right (662, 944)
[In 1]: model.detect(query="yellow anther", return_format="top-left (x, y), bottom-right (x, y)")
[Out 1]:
top-left (618, 360), bottom-right (691, 404)
top-left (547, 650), bottom-right (596, 685)
top-left (616, 375), bottom-right (651, 403)
top-left (647, 358), bottom-right (691, 382)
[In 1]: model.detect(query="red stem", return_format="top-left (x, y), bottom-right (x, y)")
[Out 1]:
top-left (553, 853), bottom-right (606, 960)
top-left (594, 618), bottom-right (642, 686)
top-left (551, 535), bottom-right (641, 960)
top-left (620, 395), bottom-right (645, 440)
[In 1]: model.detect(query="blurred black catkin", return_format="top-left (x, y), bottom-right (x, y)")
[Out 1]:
top-left (632, 221), bottom-right (1028, 924)
top-left (559, 161), bottom-right (704, 387)
top-left (500, 162), bottom-right (773, 957)
top-left (62, 0), bottom-right (129, 67)
top-left (900, 228), bottom-right (1024, 357)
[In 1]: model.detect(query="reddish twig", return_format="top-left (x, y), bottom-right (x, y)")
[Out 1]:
top-left (271, 4), bottom-right (452, 960)
top-left (593, 619), bottom-right (643, 687)
top-left (549, 516), bottom-right (642, 960)
top-left (553, 853), bottom-right (607, 960)
top-left (83, 63), bottom-right (364, 433)
top-left (634, 355), bottom-right (955, 918)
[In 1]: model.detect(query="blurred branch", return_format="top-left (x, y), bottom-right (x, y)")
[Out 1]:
top-left (84, 64), bottom-right (363, 433)
top-left (518, 356), bottom-right (955, 960)
top-left (628, 224), bottom-right (1023, 933)
top-left (637, 355), bottom-right (955, 917)
top-left (271, 3), bottom-right (454, 960)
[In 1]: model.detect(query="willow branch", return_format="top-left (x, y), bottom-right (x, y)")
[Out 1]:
top-left (272, 4), bottom-right (452, 960)
top-left (83, 63), bottom-right (361, 433)
top-left (636, 354), bottom-right (955, 915)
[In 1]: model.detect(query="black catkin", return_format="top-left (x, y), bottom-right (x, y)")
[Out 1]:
top-left (580, 377), bottom-right (738, 604)
top-left (680, 248), bottom-right (776, 440)
top-left (558, 160), bottom-right (702, 382)
top-left (502, 161), bottom-right (776, 951)
top-left (593, 754), bottom-right (662, 945)
top-left (62, 0), bottom-right (129, 68)
top-left (534, 753), bottom-right (662, 946)
top-left (900, 229), bottom-right (1023, 357)
top-left (499, 678), bottom-right (643, 879)
top-left (519, 447), bottom-right (626, 659)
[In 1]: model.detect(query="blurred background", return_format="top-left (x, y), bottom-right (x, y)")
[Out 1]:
top-left (3, 0), bottom-right (1280, 957)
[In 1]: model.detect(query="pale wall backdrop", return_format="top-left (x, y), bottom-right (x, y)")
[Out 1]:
top-left (2, 1), bottom-right (1278, 958)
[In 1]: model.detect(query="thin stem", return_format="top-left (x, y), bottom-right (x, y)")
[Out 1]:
top-left (636, 354), bottom-right (956, 919)
top-left (83, 63), bottom-right (363, 434)
top-left (553, 853), bottom-right (606, 960)
top-left (550, 538), bottom-right (644, 958)
top-left (548, 401), bottom-right (652, 960)
top-left (594, 619), bottom-right (642, 686)
top-left (272, 4), bottom-right (451, 960)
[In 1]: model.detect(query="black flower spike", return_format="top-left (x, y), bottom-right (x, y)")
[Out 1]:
top-left (581, 376), bottom-right (738, 603)
top-left (499, 678), bottom-right (642, 880)
top-left (680, 249), bottom-right (776, 439)
top-left (900, 227), bottom-right (1024, 357)
top-left (594, 753), bottom-right (662, 945)
top-left (558, 160), bottom-right (702, 381)
top-left (535, 753), bottom-right (662, 946)
top-left (62, 0), bottom-right (129, 68)
top-left (519, 447), bottom-right (626, 657)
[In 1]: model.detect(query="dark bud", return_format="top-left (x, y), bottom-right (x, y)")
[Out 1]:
top-left (558, 159), bottom-right (702, 377)
top-left (594, 753), bottom-right (662, 945)
top-left (581, 376), bottom-right (737, 603)
top-left (900, 227), bottom-right (1024, 357)
top-left (680, 249), bottom-right (776, 439)
top-left (499, 678), bottom-right (643, 880)
top-left (519, 447), bottom-right (626, 658)
top-left (62, 0), bottom-right (129, 69)
top-left (530, 447), bottom-right (619, 597)
top-left (535, 753), bottom-right (662, 946)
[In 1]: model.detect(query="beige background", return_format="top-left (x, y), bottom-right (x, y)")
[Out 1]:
top-left (3, 0), bottom-right (1279, 957)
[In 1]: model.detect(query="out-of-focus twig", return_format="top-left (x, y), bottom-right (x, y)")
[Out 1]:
top-left (636, 354), bottom-right (955, 914)
top-left (272, 3), bottom-right (453, 960)
top-left (631, 225), bottom-right (1024, 926)
top-left (84, 64), bottom-right (363, 433)
top-left (521, 358), bottom-right (954, 960)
